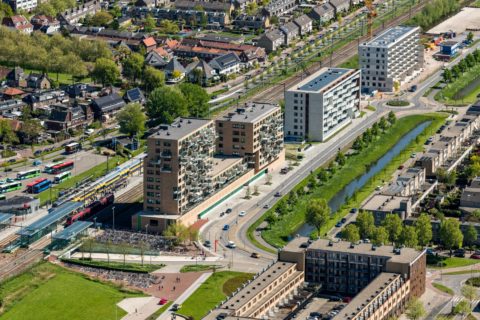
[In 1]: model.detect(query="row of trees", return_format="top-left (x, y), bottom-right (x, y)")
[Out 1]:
top-left (0, 27), bottom-right (112, 77)
top-left (442, 49), bottom-right (480, 84)
top-left (352, 111), bottom-right (397, 151)
top-left (406, 0), bottom-right (459, 30)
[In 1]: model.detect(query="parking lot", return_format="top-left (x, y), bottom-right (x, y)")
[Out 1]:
top-left (292, 297), bottom-right (345, 320)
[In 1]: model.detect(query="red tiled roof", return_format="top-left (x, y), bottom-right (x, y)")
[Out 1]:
top-left (142, 37), bottom-right (157, 47)
top-left (154, 47), bottom-right (169, 57)
top-left (165, 39), bottom-right (179, 49)
top-left (3, 87), bottom-right (25, 96)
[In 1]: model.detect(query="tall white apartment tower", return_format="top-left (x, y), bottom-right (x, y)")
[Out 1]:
top-left (284, 68), bottom-right (361, 142)
top-left (359, 26), bottom-right (423, 93)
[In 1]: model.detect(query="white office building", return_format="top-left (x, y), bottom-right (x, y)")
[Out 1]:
top-left (284, 68), bottom-right (361, 142)
top-left (359, 26), bottom-right (423, 93)
top-left (8, 0), bottom-right (37, 11)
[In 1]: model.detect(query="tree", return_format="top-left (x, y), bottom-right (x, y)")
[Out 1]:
top-left (467, 31), bottom-right (474, 43)
top-left (462, 285), bottom-right (478, 309)
top-left (179, 83), bottom-right (210, 118)
top-left (464, 225), bottom-right (478, 248)
top-left (265, 212), bottom-right (277, 228)
top-left (356, 211), bottom-right (375, 239)
top-left (159, 20), bottom-right (179, 34)
top-left (400, 226), bottom-right (418, 248)
top-left (146, 86), bottom-right (188, 124)
top-left (122, 53), bottom-right (144, 82)
top-left (372, 226), bottom-right (389, 246)
top-left (453, 300), bottom-right (471, 316)
top-left (0, 119), bottom-right (19, 147)
top-left (89, 11), bottom-right (113, 26)
top-left (440, 218), bottom-right (463, 255)
top-left (317, 168), bottom-right (329, 182)
top-left (387, 111), bottom-right (396, 125)
top-left (442, 68), bottom-right (452, 83)
top-left (143, 66), bottom-right (165, 93)
top-left (306, 198), bottom-right (330, 237)
top-left (342, 224), bottom-right (360, 243)
top-left (335, 151), bottom-right (346, 166)
top-left (383, 214), bottom-right (403, 245)
top-left (379, 116), bottom-right (389, 131)
top-left (19, 119), bottom-right (43, 144)
top-left (405, 298), bottom-right (426, 320)
top-left (415, 213), bottom-right (432, 247)
top-left (144, 14), bottom-right (156, 32)
top-left (91, 58), bottom-right (119, 86)
top-left (119, 241), bottom-right (129, 265)
top-left (163, 223), bottom-right (188, 245)
top-left (116, 103), bottom-right (147, 137)
top-left (393, 80), bottom-right (400, 92)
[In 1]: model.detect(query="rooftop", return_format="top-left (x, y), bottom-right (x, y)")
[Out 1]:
top-left (152, 118), bottom-right (212, 141)
top-left (53, 221), bottom-right (93, 241)
top-left (333, 273), bottom-right (402, 320)
top-left (210, 156), bottom-right (244, 178)
top-left (0, 213), bottom-right (13, 224)
top-left (291, 68), bottom-right (356, 93)
top-left (362, 194), bottom-right (410, 212)
top-left (282, 238), bottom-right (423, 264)
top-left (219, 102), bottom-right (279, 123)
top-left (361, 26), bottom-right (418, 48)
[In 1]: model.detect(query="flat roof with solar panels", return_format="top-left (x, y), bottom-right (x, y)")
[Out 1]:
top-left (289, 68), bottom-right (359, 93)
top-left (17, 201), bottom-right (83, 238)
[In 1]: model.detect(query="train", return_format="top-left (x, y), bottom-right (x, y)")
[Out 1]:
top-left (65, 194), bottom-right (115, 226)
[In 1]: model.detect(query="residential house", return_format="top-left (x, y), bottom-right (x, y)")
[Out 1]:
top-left (233, 14), bottom-right (270, 31)
top-left (64, 83), bottom-right (100, 99)
top-left (142, 37), bottom-right (157, 52)
top-left (460, 177), bottom-right (480, 210)
top-left (174, 0), bottom-right (234, 15)
top-left (279, 22), bottom-right (299, 45)
top-left (134, 0), bottom-right (157, 7)
top-left (2, 15), bottom-right (34, 34)
top-left (0, 100), bottom-right (26, 117)
top-left (185, 59), bottom-right (218, 86)
top-left (293, 15), bottom-right (312, 36)
top-left (257, 29), bottom-right (284, 53)
top-left (263, 0), bottom-right (297, 16)
top-left (30, 15), bottom-right (60, 34)
top-left (145, 50), bottom-right (170, 68)
top-left (44, 104), bottom-right (94, 132)
top-left (133, 7), bottom-right (229, 28)
top-left (26, 73), bottom-right (51, 90)
top-left (58, 0), bottom-right (102, 26)
top-left (6, 67), bottom-right (27, 88)
top-left (2, 88), bottom-right (26, 100)
top-left (123, 88), bottom-right (145, 104)
top-left (233, 0), bottom-right (255, 10)
top-left (209, 53), bottom-right (241, 76)
top-left (91, 93), bottom-right (126, 122)
top-left (164, 57), bottom-right (186, 83)
top-left (329, 0), bottom-right (350, 16)
top-left (22, 90), bottom-right (67, 111)
top-left (308, 3), bottom-right (335, 24)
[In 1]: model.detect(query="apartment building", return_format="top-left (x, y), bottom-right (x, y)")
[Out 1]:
top-left (362, 195), bottom-right (412, 225)
top-left (6, 0), bottom-right (37, 12)
top-left (383, 167), bottom-right (426, 197)
top-left (359, 26), bottom-right (423, 93)
top-left (333, 273), bottom-right (410, 320)
top-left (216, 103), bottom-right (284, 172)
top-left (284, 68), bottom-right (361, 142)
top-left (204, 262), bottom-right (304, 320)
top-left (280, 238), bottom-right (426, 298)
top-left (138, 104), bottom-right (284, 232)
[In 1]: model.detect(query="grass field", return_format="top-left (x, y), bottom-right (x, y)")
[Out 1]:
top-left (179, 272), bottom-right (253, 320)
top-left (21, 67), bottom-right (92, 85)
top-left (435, 64), bottom-right (480, 105)
top-left (428, 256), bottom-right (480, 269)
top-left (249, 113), bottom-right (447, 250)
top-left (0, 262), bottom-right (144, 319)
top-left (432, 283), bottom-right (454, 295)
top-left (180, 264), bottom-right (221, 273)
top-left (338, 54), bottom-right (359, 69)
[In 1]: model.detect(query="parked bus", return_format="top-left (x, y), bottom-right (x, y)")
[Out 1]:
top-left (32, 179), bottom-right (51, 194)
top-left (26, 178), bottom-right (47, 193)
top-left (0, 182), bottom-right (22, 193)
top-left (65, 142), bottom-right (81, 154)
top-left (0, 194), bottom-right (6, 201)
top-left (16, 169), bottom-right (41, 180)
top-left (51, 161), bottom-right (74, 174)
top-left (54, 171), bottom-right (71, 184)
top-left (44, 162), bottom-right (61, 174)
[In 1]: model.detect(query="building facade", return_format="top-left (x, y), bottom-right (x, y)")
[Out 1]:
top-left (359, 26), bottom-right (423, 93)
top-left (284, 68), bottom-right (360, 142)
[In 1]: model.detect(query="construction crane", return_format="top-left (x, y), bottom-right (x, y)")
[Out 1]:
top-left (365, 0), bottom-right (377, 39)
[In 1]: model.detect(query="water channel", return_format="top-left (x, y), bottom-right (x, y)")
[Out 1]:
top-left (295, 121), bottom-right (431, 237)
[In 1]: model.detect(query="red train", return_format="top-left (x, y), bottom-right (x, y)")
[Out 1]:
top-left (66, 194), bottom-right (114, 226)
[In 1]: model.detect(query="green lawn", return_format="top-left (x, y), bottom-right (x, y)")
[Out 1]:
top-left (470, 0), bottom-right (480, 7)
top-left (146, 302), bottom-right (173, 320)
top-left (0, 262), bottom-right (144, 320)
top-left (180, 264), bottom-right (221, 273)
top-left (435, 64), bottom-right (480, 105)
top-left (250, 113), bottom-right (447, 249)
top-left (338, 54), bottom-right (359, 69)
top-left (428, 256), bottom-right (480, 269)
top-left (22, 67), bottom-right (92, 85)
top-left (432, 283), bottom-right (454, 295)
top-left (179, 272), bottom-right (253, 320)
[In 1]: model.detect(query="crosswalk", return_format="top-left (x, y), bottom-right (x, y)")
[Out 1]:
top-left (450, 295), bottom-right (480, 307)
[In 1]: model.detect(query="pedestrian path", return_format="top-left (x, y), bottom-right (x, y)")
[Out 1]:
top-left (157, 272), bottom-right (212, 320)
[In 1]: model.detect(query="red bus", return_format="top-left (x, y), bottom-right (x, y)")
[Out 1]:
top-left (51, 161), bottom-right (74, 175)
top-left (26, 178), bottom-right (47, 193)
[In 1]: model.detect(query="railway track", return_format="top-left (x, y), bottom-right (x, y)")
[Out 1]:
top-left (243, 0), bottom-right (429, 105)
top-left (0, 234), bottom-right (19, 249)
top-left (115, 182), bottom-right (144, 204)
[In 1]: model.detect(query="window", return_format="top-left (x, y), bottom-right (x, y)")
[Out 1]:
top-left (149, 219), bottom-right (159, 226)
top-left (163, 142), bottom-right (171, 147)
top-left (218, 122), bottom-right (223, 127)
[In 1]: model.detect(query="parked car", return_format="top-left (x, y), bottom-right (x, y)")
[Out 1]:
top-left (226, 208), bottom-right (232, 213)
top-left (204, 240), bottom-right (211, 248)
top-left (239, 211), bottom-right (246, 217)
top-left (335, 222), bottom-right (342, 228)
top-left (159, 298), bottom-right (168, 305)
top-left (227, 241), bottom-right (236, 248)
top-left (263, 204), bottom-right (269, 209)
top-left (398, 165), bottom-right (404, 170)
top-left (274, 191), bottom-right (282, 197)
top-left (251, 252), bottom-right (260, 258)
top-left (471, 254), bottom-right (480, 260)
top-left (33, 160), bottom-right (42, 166)
top-left (409, 85), bottom-right (417, 92)
top-left (171, 304), bottom-right (181, 311)
top-left (341, 218), bottom-right (347, 223)
top-left (454, 249), bottom-right (465, 258)
top-left (350, 208), bottom-right (358, 214)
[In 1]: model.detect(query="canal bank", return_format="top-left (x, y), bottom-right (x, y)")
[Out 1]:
top-left (250, 113), bottom-right (448, 250)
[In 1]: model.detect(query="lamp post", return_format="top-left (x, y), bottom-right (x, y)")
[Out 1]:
top-left (145, 223), bottom-right (149, 235)
top-left (112, 206), bottom-right (115, 231)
